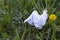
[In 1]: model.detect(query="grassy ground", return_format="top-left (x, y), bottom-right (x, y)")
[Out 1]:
top-left (0, 0), bottom-right (60, 40)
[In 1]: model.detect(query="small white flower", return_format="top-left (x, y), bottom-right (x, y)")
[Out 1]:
top-left (24, 10), bottom-right (48, 30)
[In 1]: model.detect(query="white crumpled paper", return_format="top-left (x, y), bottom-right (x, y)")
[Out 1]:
top-left (24, 10), bottom-right (48, 30)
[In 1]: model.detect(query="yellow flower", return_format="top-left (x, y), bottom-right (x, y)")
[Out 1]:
top-left (49, 14), bottom-right (57, 20)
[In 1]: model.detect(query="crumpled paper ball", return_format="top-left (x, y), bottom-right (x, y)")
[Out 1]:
top-left (24, 10), bottom-right (48, 30)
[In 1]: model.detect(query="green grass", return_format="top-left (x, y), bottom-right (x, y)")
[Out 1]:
top-left (0, 0), bottom-right (60, 40)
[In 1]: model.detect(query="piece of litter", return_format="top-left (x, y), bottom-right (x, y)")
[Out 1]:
top-left (24, 10), bottom-right (48, 30)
